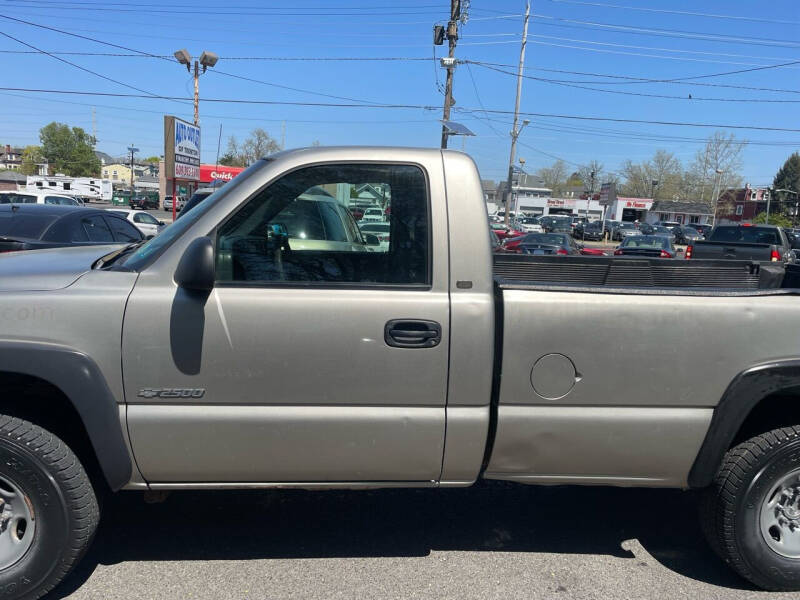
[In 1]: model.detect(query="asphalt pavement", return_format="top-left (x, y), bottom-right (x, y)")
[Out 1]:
top-left (53, 483), bottom-right (795, 600)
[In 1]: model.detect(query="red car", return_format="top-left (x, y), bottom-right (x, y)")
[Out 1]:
top-left (490, 223), bottom-right (524, 241)
top-left (579, 247), bottom-right (607, 256)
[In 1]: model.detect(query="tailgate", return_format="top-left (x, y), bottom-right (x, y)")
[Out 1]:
top-left (692, 240), bottom-right (772, 261)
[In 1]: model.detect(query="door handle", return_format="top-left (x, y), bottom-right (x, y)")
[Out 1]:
top-left (385, 319), bottom-right (442, 348)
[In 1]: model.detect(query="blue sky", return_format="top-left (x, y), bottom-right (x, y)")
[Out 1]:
top-left (1, 0), bottom-right (799, 186)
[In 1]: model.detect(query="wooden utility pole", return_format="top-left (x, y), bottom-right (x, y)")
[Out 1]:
top-left (193, 60), bottom-right (200, 126)
top-left (504, 1), bottom-right (530, 227)
top-left (440, 0), bottom-right (461, 149)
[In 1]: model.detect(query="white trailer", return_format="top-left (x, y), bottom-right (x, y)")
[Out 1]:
top-left (26, 175), bottom-right (112, 202)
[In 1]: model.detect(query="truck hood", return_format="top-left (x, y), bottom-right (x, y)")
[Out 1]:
top-left (0, 244), bottom-right (123, 292)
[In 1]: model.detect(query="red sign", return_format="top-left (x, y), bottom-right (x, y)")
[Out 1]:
top-left (624, 200), bottom-right (652, 209)
top-left (199, 164), bottom-right (244, 183)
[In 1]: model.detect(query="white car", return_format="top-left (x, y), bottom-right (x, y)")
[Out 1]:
top-left (163, 195), bottom-right (185, 212)
top-left (106, 209), bottom-right (165, 239)
top-left (358, 221), bottom-right (391, 250)
top-left (0, 190), bottom-right (82, 206)
top-left (360, 207), bottom-right (385, 223)
top-left (516, 218), bottom-right (544, 233)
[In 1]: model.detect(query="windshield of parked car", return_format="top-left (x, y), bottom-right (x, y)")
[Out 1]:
top-left (359, 223), bottom-right (390, 233)
top-left (621, 235), bottom-right (669, 248)
top-left (619, 222), bottom-right (636, 229)
top-left (653, 226), bottom-right (673, 234)
top-left (522, 233), bottom-right (567, 245)
top-left (709, 226), bottom-right (780, 245)
top-left (0, 212), bottom-right (57, 239)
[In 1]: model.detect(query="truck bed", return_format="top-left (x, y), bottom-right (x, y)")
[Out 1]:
top-left (493, 253), bottom-right (793, 294)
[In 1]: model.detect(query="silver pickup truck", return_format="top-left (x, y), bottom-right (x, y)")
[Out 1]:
top-left (2, 147), bottom-right (800, 598)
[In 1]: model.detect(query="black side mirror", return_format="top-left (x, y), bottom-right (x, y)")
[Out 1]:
top-left (158, 221), bottom-right (165, 226)
top-left (364, 234), bottom-right (380, 246)
top-left (175, 236), bottom-right (215, 291)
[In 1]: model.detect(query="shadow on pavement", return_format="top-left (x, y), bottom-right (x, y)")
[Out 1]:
top-left (53, 482), bottom-right (753, 597)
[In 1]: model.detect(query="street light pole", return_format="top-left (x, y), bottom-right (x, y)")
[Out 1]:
top-left (503, 1), bottom-right (530, 228)
top-left (174, 49), bottom-right (218, 126)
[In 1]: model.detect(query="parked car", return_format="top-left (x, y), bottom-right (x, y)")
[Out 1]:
top-left (358, 221), bottom-right (391, 250)
top-left (603, 220), bottom-right (621, 236)
top-left (573, 220), bottom-right (604, 241)
top-left (687, 224), bottom-right (794, 262)
top-left (490, 222), bottom-right (524, 241)
top-left (163, 195), bottom-right (185, 212)
top-left (654, 220), bottom-right (682, 229)
top-left (0, 204), bottom-right (143, 252)
top-left (672, 226), bottom-right (704, 245)
top-left (129, 195), bottom-right (159, 210)
top-left (549, 221), bottom-right (573, 235)
top-left (0, 190), bottom-right (82, 206)
top-left (614, 235), bottom-right (678, 258)
top-left (651, 225), bottom-right (677, 244)
top-left (360, 207), bottom-right (385, 223)
top-left (540, 215), bottom-right (572, 232)
top-left (106, 209), bottom-right (165, 239)
top-left (177, 186), bottom-right (220, 219)
top-left (516, 216), bottom-right (543, 233)
top-left (489, 229), bottom-right (503, 252)
top-left (613, 222), bottom-right (639, 241)
top-left (504, 232), bottom-right (581, 255)
top-left (686, 223), bottom-right (713, 238)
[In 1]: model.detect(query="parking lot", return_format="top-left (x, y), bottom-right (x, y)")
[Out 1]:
top-left (56, 483), bottom-right (793, 600)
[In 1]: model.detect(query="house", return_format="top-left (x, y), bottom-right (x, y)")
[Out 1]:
top-left (0, 170), bottom-right (25, 191)
top-left (0, 145), bottom-right (23, 170)
top-left (715, 184), bottom-right (770, 223)
top-left (94, 151), bottom-right (115, 166)
top-left (482, 180), bottom-right (498, 203)
top-left (102, 163), bottom-right (150, 185)
top-left (646, 200), bottom-right (713, 225)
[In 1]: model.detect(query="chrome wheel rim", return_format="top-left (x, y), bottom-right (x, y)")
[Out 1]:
top-left (0, 475), bottom-right (35, 570)
top-left (760, 468), bottom-right (800, 558)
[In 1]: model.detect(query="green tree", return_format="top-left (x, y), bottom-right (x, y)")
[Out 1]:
top-left (143, 155), bottom-right (160, 163)
top-left (19, 145), bottom-right (44, 176)
top-left (754, 211), bottom-right (793, 228)
top-left (39, 122), bottom-right (100, 176)
top-left (773, 153), bottom-right (800, 201)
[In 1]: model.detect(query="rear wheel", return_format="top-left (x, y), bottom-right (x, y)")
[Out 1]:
top-left (0, 416), bottom-right (99, 600)
top-left (702, 426), bottom-right (800, 591)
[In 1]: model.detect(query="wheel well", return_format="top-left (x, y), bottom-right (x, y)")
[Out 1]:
top-left (0, 371), bottom-right (109, 496)
top-left (731, 386), bottom-right (800, 448)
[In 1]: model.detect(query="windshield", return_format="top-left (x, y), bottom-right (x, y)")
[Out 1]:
top-left (522, 233), bottom-right (567, 245)
top-left (622, 236), bottom-right (669, 249)
top-left (619, 223), bottom-right (636, 229)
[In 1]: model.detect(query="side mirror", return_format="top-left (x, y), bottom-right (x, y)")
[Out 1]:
top-left (158, 221), bottom-right (165, 226)
top-left (364, 234), bottom-right (380, 246)
top-left (175, 236), bottom-right (215, 292)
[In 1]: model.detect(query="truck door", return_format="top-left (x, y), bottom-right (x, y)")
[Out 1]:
top-left (122, 159), bottom-right (451, 484)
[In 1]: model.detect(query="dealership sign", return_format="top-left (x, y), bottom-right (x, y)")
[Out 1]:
top-left (547, 198), bottom-right (575, 208)
top-left (623, 199), bottom-right (653, 210)
top-left (164, 115), bottom-right (201, 181)
top-left (199, 164), bottom-right (244, 183)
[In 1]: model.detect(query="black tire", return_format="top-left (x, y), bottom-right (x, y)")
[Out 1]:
top-left (701, 425), bottom-right (800, 591)
top-left (0, 416), bottom-right (99, 600)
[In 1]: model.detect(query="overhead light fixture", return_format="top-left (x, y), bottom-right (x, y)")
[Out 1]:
top-left (199, 51), bottom-right (219, 72)
top-left (173, 49), bottom-right (191, 71)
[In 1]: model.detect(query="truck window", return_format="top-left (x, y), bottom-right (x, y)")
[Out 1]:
top-left (710, 226), bottom-right (779, 245)
top-left (216, 163), bottom-right (428, 285)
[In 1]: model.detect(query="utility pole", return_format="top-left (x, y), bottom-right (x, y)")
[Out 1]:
top-left (91, 107), bottom-right (97, 142)
top-left (440, 0), bottom-right (461, 149)
top-left (711, 169), bottom-right (723, 225)
top-left (127, 144), bottom-right (139, 201)
top-left (503, 1), bottom-right (531, 227)
top-left (173, 49), bottom-right (218, 126)
top-left (193, 60), bottom-right (200, 126)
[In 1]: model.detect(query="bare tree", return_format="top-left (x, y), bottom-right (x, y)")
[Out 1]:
top-left (577, 159), bottom-right (605, 192)
top-left (619, 150), bottom-right (684, 199)
top-left (689, 132), bottom-right (746, 202)
top-left (535, 159), bottom-right (568, 195)
top-left (220, 128), bottom-right (281, 167)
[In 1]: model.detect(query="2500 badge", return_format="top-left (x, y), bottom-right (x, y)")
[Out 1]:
top-left (137, 388), bottom-right (206, 399)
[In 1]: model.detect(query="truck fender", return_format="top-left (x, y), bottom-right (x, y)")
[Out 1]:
top-left (0, 341), bottom-right (132, 491)
top-left (688, 360), bottom-right (800, 488)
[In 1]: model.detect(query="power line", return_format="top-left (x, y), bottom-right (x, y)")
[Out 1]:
top-left (474, 63), bottom-right (800, 104)
top-left (0, 30), bottom-right (187, 106)
top-left (547, 0), bottom-right (800, 26)
top-left (7, 86), bottom-right (800, 133)
top-left (467, 61), bottom-right (800, 95)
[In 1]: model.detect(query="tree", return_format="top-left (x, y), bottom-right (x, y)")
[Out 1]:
top-left (39, 122), bottom-right (100, 176)
top-left (773, 152), bottom-right (800, 198)
top-left (688, 132), bottom-right (746, 202)
top-left (754, 211), bottom-right (793, 228)
top-left (535, 159), bottom-right (568, 195)
top-left (19, 145), bottom-right (44, 176)
top-left (143, 155), bottom-right (160, 163)
top-left (619, 150), bottom-right (682, 199)
top-left (221, 128), bottom-right (281, 167)
top-left (577, 159), bottom-right (605, 192)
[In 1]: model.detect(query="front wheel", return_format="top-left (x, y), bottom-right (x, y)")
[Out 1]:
top-left (0, 416), bottom-right (99, 600)
top-left (702, 426), bottom-right (800, 591)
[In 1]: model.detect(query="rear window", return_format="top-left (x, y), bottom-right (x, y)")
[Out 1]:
top-left (710, 226), bottom-right (780, 245)
top-left (522, 233), bottom-right (566, 245)
top-left (44, 196), bottom-right (78, 206)
top-left (622, 236), bottom-right (668, 249)
top-left (0, 193), bottom-right (37, 204)
top-left (0, 213), bottom-right (56, 239)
